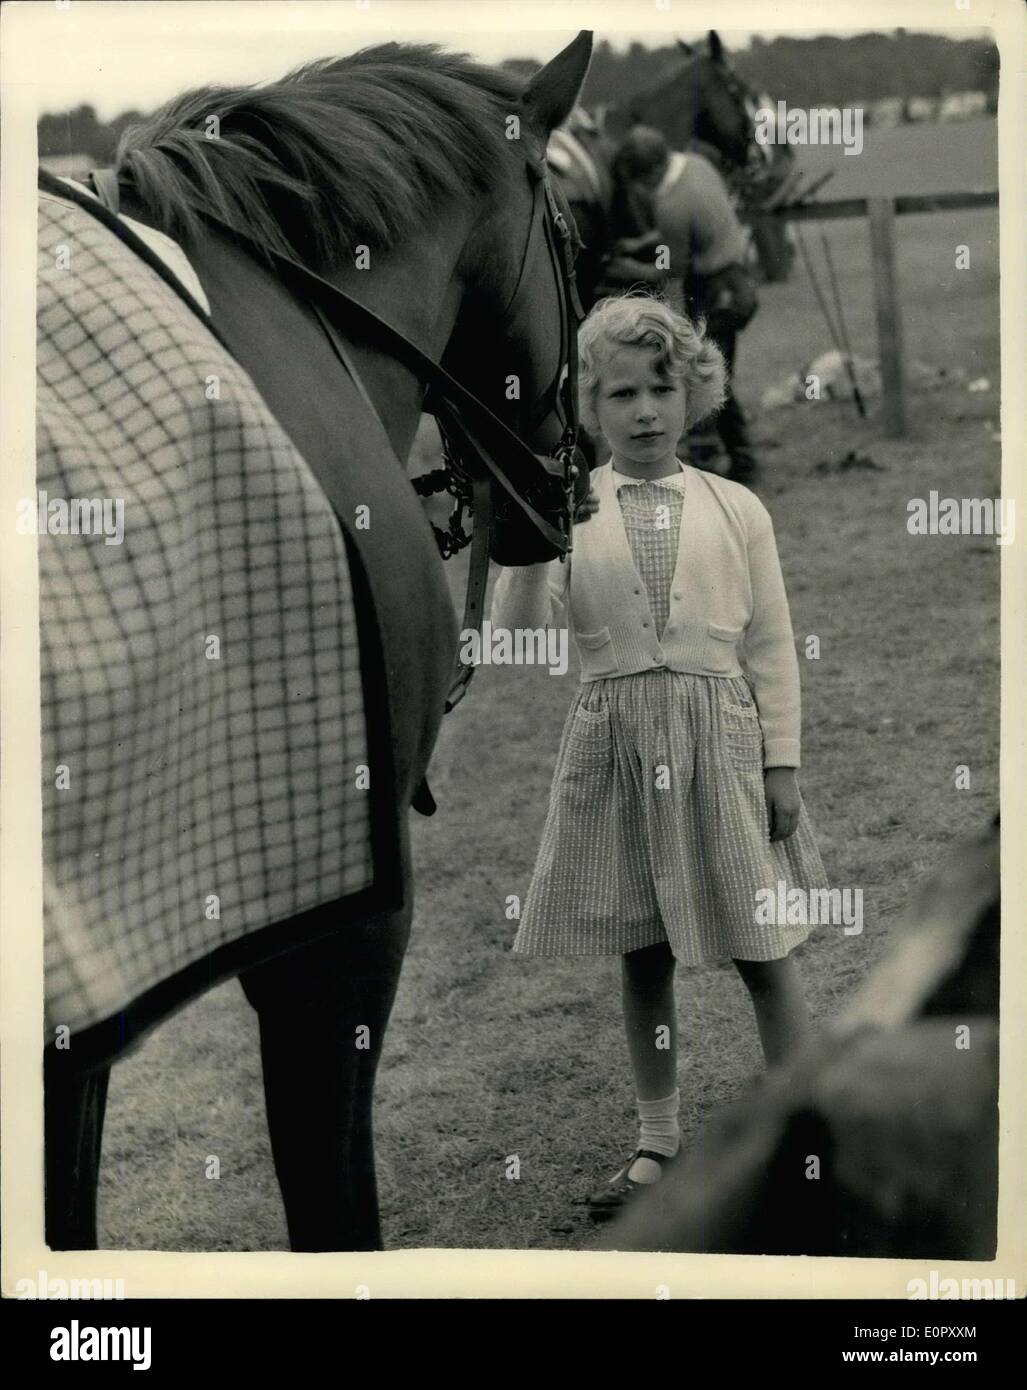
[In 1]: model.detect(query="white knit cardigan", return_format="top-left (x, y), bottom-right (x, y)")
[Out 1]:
top-left (491, 463), bottom-right (803, 768)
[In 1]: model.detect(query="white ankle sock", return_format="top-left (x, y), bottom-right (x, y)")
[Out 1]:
top-left (628, 1088), bottom-right (680, 1183)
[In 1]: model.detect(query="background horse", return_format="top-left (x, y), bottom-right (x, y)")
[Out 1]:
top-left (39, 33), bottom-right (593, 1252)
top-left (546, 32), bottom-right (789, 318)
top-left (612, 31), bottom-right (798, 282)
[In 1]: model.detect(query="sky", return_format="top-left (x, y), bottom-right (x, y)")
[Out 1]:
top-left (2, 0), bottom-right (994, 121)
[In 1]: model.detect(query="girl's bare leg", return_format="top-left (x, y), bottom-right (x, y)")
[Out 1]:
top-left (733, 954), bottom-right (810, 1067)
top-left (582, 941), bottom-right (682, 1200)
top-left (621, 941), bottom-right (678, 1098)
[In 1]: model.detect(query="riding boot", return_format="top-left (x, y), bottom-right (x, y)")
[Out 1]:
top-left (44, 1047), bottom-right (111, 1249)
top-left (238, 892), bottom-right (413, 1252)
top-left (702, 315), bottom-right (760, 486)
top-left (717, 387), bottom-right (760, 486)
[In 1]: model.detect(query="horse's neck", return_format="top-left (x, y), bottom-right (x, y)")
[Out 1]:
top-left (120, 184), bottom-right (477, 469)
top-left (324, 201), bottom-right (477, 465)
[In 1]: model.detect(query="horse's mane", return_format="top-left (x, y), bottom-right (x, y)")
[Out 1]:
top-left (116, 43), bottom-right (525, 269)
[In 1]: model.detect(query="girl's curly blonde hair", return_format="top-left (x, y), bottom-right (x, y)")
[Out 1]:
top-left (578, 294), bottom-right (726, 434)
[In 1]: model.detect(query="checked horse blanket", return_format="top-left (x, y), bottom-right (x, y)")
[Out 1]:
top-left (37, 187), bottom-right (378, 1048)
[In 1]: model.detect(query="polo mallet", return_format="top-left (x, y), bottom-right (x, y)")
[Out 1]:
top-left (819, 224), bottom-right (866, 418)
top-left (793, 222), bottom-right (865, 418)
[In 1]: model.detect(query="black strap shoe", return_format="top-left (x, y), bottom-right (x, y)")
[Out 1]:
top-left (585, 1148), bottom-right (668, 1217)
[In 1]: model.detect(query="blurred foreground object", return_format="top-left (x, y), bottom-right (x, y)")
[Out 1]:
top-left (600, 819), bottom-right (999, 1257)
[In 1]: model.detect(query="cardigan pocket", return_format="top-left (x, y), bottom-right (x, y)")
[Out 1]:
top-left (575, 625), bottom-right (619, 678)
top-left (703, 623), bottom-right (743, 674)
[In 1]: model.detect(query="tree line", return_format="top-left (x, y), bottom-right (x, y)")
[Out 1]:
top-left (513, 30), bottom-right (998, 110)
top-left (39, 30), bottom-right (999, 163)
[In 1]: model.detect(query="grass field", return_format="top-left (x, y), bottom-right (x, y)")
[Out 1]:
top-left (789, 114), bottom-right (998, 201)
top-left (95, 133), bottom-right (1002, 1253)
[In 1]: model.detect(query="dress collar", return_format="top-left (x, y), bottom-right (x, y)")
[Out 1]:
top-left (612, 460), bottom-right (687, 492)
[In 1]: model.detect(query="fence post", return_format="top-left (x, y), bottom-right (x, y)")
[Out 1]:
top-left (867, 196), bottom-right (906, 438)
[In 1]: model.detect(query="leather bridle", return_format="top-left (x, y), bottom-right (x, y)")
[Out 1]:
top-left (502, 152), bottom-right (585, 442)
top-left (417, 152), bottom-right (584, 560)
top-left (412, 151), bottom-right (586, 716)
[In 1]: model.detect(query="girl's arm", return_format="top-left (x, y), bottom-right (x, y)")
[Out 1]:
top-left (490, 555), bottom-right (570, 633)
top-left (490, 475), bottom-right (596, 631)
top-left (743, 506), bottom-right (802, 770)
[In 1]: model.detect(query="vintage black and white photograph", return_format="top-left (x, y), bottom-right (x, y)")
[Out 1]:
top-left (3, 0), bottom-right (1024, 1309)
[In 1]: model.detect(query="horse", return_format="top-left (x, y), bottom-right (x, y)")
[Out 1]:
top-left (38, 32), bottom-right (593, 1252)
top-left (611, 32), bottom-right (798, 283)
top-left (546, 33), bottom-right (784, 317)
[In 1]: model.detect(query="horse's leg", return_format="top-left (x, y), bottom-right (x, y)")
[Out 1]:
top-left (237, 831), bottom-right (413, 1252)
top-left (43, 1047), bottom-right (111, 1249)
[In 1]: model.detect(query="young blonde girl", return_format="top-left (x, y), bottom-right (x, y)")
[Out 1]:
top-left (491, 295), bottom-right (829, 1213)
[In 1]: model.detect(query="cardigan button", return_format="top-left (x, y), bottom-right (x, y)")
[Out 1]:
top-left (673, 591), bottom-right (681, 601)
top-left (642, 621), bottom-right (649, 628)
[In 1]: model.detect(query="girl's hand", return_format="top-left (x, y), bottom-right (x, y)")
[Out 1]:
top-left (764, 767), bottom-right (800, 842)
top-left (569, 460), bottom-right (599, 525)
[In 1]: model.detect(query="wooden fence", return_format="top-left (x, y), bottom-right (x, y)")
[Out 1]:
top-left (776, 190), bottom-right (1000, 437)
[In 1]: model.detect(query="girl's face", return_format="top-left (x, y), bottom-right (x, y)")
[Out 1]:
top-left (593, 344), bottom-right (687, 477)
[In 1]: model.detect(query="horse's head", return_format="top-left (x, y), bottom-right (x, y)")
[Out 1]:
top-left (627, 31), bottom-right (757, 174)
top-left (442, 31), bottom-right (594, 461)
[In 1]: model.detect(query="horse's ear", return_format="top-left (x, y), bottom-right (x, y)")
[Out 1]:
top-left (521, 30), bottom-right (594, 136)
top-left (677, 38), bottom-right (695, 57)
top-left (707, 31), bottom-right (725, 64)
